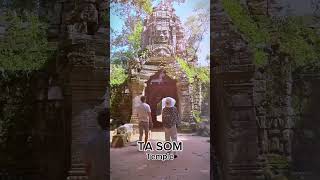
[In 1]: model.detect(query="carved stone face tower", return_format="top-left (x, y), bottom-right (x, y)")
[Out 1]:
top-left (141, 1), bottom-right (186, 58)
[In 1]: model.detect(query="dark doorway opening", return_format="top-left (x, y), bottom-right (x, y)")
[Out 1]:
top-left (145, 70), bottom-right (178, 128)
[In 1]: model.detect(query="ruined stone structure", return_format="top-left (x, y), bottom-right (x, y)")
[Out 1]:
top-left (35, 0), bottom-right (109, 179)
top-left (59, 1), bottom-right (108, 180)
top-left (0, 1), bottom-right (108, 179)
top-left (129, 1), bottom-right (197, 128)
top-left (213, 0), bottom-right (319, 179)
top-left (213, 1), bottom-right (265, 178)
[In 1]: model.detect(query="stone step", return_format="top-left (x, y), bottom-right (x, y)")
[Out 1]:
top-left (71, 164), bottom-right (86, 168)
top-left (67, 176), bottom-right (88, 180)
top-left (142, 65), bottom-right (160, 71)
top-left (68, 170), bottom-right (85, 174)
top-left (138, 73), bottom-right (154, 80)
top-left (139, 69), bottom-right (157, 75)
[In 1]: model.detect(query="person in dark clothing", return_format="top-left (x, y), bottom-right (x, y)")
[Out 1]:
top-left (162, 97), bottom-right (181, 158)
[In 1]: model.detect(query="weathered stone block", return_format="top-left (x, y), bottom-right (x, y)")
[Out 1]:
top-left (231, 94), bottom-right (252, 107)
top-left (111, 134), bottom-right (126, 148)
top-left (255, 106), bottom-right (266, 116)
top-left (254, 92), bottom-right (265, 105)
top-left (255, 70), bottom-right (265, 80)
top-left (257, 116), bottom-right (267, 128)
top-left (255, 80), bottom-right (266, 92)
top-left (231, 110), bottom-right (255, 122)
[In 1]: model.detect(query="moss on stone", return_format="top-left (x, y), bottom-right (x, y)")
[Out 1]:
top-left (222, 0), bottom-right (269, 66)
top-left (267, 154), bottom-right (290, 169)
top-left (222, 0), bottom-right (320, 69)
top-left (272, 175), bottom-right (288, 180)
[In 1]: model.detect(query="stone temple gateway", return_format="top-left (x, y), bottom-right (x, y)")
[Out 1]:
top-left (129, 1), bottom-right (200, 128)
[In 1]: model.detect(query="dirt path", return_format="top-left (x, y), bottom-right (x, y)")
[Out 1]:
top-left (110, 132), bottom-right (210, 180)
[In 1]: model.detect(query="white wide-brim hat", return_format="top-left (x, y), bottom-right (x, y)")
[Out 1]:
top-left (161, 97), bottom-right (176, 109)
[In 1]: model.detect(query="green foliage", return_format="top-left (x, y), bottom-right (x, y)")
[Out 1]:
top-left (110, 83), bottom-right (132, 127)
top-left (135, 0), bottom-right (153, 15)
top-left (128, 20), bottom-right (143, 51)
top-left (111, 0), bottom-right (152, 16)
top-left (0, 11), bottom-right (52, 70)
top-left (196, 66), bottom-right (210, 83)
top-left (101, 11), bottom-right (108, 25)
top-left (176, 57), bottom-right (196, 83)
top-left (276, 17), bottom-right (320, 68)
top-left (222, 0), bottom-right (320, 68)
top-left (0, 71), bottom-right (34, 154)
top-left (267, 154), bottom-right (290, 169)
top-left (176, 56), bottom-right (210, 83)
top-left (110, 64), bottom-right (128, 87)
top-left (109, 65), bottom-right (131, 127)
top-left (1, 0), bottom-right (38, 12)
top-left (222, 0), bottom-right (269, 66)
top-left (254, 49), bottom-right (269, 66)
top-left (192, 110), bottom-right (202, 123)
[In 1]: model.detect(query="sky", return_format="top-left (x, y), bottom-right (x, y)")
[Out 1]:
top-left (110, 0), bottom-right (210, 66)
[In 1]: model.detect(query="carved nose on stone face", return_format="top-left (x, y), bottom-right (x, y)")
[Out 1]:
top-left (160, 32), bottom-right (165, 39)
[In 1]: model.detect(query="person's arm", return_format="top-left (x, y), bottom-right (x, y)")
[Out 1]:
top-left (147, 105), bottom-right (153, 126)
top-left (148, 112), bottom-right (153, 125)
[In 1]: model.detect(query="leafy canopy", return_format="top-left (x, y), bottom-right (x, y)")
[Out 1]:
top-left (0, 11), bottom-right (52, 70)
top-left (110, 64), bottom-right (128, 87)
top-left (176, 56), bottom-right (209, 83)
top-left (128, 20), bottom-right (143, 51)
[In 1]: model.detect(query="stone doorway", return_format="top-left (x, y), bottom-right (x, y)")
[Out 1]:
top-left (145, 70), bottom-right (178, 128)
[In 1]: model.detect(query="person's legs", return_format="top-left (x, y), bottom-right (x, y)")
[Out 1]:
top-left (170, 125), bottom-right (178, 156)
top-left (164, 127), bottom-right (171, 141)
top-left (143, 122), bottom-right (150, 143)
top-left (170, 125), bottom-right (178, 141)
top-left (139, 122), bottom-right (143, 141)
top-left (163, 127), bottom-right (172, 154)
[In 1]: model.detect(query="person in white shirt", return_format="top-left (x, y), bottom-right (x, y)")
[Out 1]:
top-left (136, 96), bottom-right (153, 143)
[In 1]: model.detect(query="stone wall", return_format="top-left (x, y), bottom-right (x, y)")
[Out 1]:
top-left (291, 73), bottom-right (320, 179)
top-left (55, 0), bottom-right (108, 179)
top-left (212, 0), bottom-right (320, 179)
top-left (212, 0), bottom-right (265, 179)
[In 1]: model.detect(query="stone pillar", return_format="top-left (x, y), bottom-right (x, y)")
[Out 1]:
top-left (192, 77), bottom-right (202, 113)
top-left (172, 26), bottom-right (177, 53)
top-left (60, 0), bottom-right (108, 178)
top-left (264, 54), bottom-right (293, 177)
top-left (254, 68), bottom-right (268, 164)
top-left (212, 0), bottom-right (266, 179)
top-left (65, 43), bottom-right (107, 180)
top-left (177, 80), bottom-right (193, 123)
top-left (129, 78), bottom-right (145, 124)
